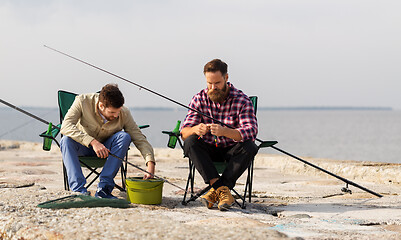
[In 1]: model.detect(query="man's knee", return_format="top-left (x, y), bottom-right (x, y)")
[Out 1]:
top-left (244, 140), bottom-right (258, 154)
top-left (183, 135), bottom-right (200, 149)
top-left (60, 136), bottom-right (76, 150)
top-left (183, 134), bottom-right (198, 146)
top-left (183, 135), bottom-right (200, 153)
top-left (115, 131), bottom-right (131, 142)
top-left (60, 135), bottom-right (69, 146)
top-left (109, 131), bottom-right (131, 150)
top-left (238, 140), bottom-right (259, 157)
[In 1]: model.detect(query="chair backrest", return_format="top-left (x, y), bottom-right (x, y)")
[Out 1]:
top-left (58, 90), bottom-right (78, 122)
top-left (249, 96), bottom-right (257, 115)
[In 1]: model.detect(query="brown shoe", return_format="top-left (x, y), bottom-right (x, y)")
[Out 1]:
top-left (200, 187), bottom-right (218, 209)
top-left (216, 186), bottom-right (234, 211)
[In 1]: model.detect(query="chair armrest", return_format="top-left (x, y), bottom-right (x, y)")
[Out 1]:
top-left (39, 124), bottom-right (61, 150)
top-left (162, 130), bottom-right (182, 149)
top-left (162, 131), bottom-right (179, 137)
top-left (39, 124), bottom-right (61, 140)
top-left (258, 141), bottom-right (278, 149)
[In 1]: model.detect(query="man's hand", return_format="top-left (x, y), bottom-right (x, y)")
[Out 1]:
top-left (208, 124), bottom-right (226, 137)
top-left (208, 123), bottom-right (243, 141)
top-left (194, 123), bottom-right (210, 137)
top-left (90, 139), bottom-right (109, 158)
top-left (143, 161), bottom-right (155, 179)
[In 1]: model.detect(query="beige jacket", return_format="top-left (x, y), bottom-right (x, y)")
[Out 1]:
top-left (60, 93), bottom-right (155, 164)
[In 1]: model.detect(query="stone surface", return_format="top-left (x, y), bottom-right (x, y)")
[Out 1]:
top-left (1, 140), bottom-right (401, 239)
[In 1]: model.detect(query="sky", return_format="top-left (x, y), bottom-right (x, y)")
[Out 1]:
top-left (0, 0), bottom-right (400, 109)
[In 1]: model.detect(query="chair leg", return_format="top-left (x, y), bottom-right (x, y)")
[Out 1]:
top-left (249, 160), bottom-right (254, 203)
top-left (120, 164), bottom-right (124, 191)
top-left (182, 160), bottom-right (211, 205)
top-left (85, 170), bottom-right (96, 179)
top-left (86, 177), bottom-right (99, 189)
top-left (231, 188), bottom-right (244, 208)
top-left (79, 161), bottom-right (101, 190)
top-left (182, 160), bottom-right (193, 205)
top-left (242, 174), bottom-right (249, 209)
top-left (63, 163), bottom-right (70, 191)
top-left (238, 159), bottom-right (255, 209)
top-left (120, 154), bottom-right (128, 192)
top-left (78, 156), bottom-right (127, 193)
top-left (114, 183), bottom-right (125, 192)
top-left (190, 161), bottom-right (196, 195)
top-left (185, 185), bottom-right (211, 205)
top-left (120, 164), bottom-right (126, 192)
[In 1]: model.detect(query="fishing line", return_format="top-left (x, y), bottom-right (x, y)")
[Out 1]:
top-left (43, 45), bottom-right (235, 132)
top-left (0, 98), bottom-right (216, 203)
top-left (0, 98), bottom-right (184, 189)
top-left (109, 152), bottom-right (185, 192)
top-left (108, 153), bottom-right (229, 207)
top-left (43, 45), bottom-right (383, 198)
top-left (0, 98), bottom-right (57, 128)
top-left (0, 109), bottom-right (56, 138)
top-left (0, 118), bottom-right (37, 138)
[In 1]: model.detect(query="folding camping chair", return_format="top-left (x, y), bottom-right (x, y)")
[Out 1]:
top-left (40, 90), bottom-right (149, 192)
top-left (162, 96), bottom-right (277, 209)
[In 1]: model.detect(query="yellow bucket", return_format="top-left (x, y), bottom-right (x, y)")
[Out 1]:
top-left (126, 177), bottom-right (164, 205)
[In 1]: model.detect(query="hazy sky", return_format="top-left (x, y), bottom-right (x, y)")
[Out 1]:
top-left (1, 0), bottom-right (400, 109)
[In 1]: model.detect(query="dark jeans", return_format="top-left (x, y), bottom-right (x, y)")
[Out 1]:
top-left (183, 135), bottom-right (258, 189)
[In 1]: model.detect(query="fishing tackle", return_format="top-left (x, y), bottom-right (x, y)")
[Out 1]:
top-left (0, 98), bottom-right (218, 204)
top-left (42, 46), bottom-right (383, 198)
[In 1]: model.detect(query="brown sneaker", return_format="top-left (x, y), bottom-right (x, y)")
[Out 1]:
top-left (200, 187), bottom-right (218, 209)
top-left (216, 186), bottom-right (234, 211)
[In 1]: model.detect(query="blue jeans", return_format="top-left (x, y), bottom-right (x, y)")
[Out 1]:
top-left (60, 131), bottom-right (131, 193)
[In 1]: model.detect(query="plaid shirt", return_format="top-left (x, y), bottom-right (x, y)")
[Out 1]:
top-left (182, 82), bottom-right (258, 148)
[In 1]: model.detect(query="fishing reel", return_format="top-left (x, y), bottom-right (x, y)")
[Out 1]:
top-left (341, 183), bottom-right (352, 194)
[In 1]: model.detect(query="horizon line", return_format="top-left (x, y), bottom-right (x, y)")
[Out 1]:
top-left (1, 106), bottom-right (393, 111)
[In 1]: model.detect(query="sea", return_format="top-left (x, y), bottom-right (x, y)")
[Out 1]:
top-left (1, 107), bottom-right (400, 163)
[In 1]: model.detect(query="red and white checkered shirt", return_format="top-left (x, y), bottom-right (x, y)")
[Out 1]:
top-left (182, 82), bottom-right (258, 148)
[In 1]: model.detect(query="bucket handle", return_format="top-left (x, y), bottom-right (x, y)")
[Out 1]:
top-left (125, 182), bottom-right (163, 192)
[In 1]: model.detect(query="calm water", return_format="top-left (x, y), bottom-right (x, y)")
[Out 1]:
top-left (1, 107), bottom-right (400, 163)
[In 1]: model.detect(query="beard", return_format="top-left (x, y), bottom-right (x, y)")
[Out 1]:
top-left (208, 84), bottom-right (228, 103)
top-left (105, 116), bottom-right (116, 121)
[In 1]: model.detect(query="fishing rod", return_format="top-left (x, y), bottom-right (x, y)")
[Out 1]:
top-left (0, 98), bottom-right (219, 204)
top-left (44, 45), bottom-right (383, 198)
top-left (0, 98), bottom-right (177, 187)
top-left (110, 152), bottom-right (240, 207)
top-left (108, 153), bottom-right (185, 191)
top-left (0, 98), bottom-right (59, 130)
top-left (43, 45), bottom-right (238, 131)
top-left (270, 146), bottom-right (382, 197)
top-left (0, 109), bottom-right (57, 138)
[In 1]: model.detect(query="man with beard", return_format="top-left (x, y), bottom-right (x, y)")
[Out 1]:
top-left (181, 59), bottom-right (258, 211)
top-left (60, 83), bottom-right (156, 198)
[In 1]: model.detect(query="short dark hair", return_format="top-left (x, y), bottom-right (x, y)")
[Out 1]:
top-left (99, 84), bottom-right (124, 108)
top-left (203, 59), bottom-right (228, 75)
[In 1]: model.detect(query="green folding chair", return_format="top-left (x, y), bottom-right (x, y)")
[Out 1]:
top-left (162, 96), bottom-right (277, 209)
top-left (40, 90), bottom-right (150, 192)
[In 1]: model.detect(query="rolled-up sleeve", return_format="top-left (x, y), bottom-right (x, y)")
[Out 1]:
top-left (236, 99), bottom-right (258, 142)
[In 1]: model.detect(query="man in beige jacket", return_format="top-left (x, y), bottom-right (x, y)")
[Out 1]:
top-left (60, 83), bottom-right (155, 198)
